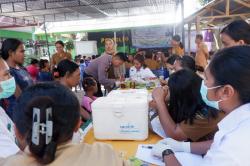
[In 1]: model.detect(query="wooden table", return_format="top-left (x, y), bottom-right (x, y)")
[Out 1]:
top-left (84, 128), bottom-right (162, 159)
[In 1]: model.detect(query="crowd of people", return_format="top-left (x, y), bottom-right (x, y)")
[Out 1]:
top-left (0, 19), bottom-right (249, 166)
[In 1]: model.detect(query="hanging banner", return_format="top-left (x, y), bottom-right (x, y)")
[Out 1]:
top-left (131, 26), bottom-right (173, 48)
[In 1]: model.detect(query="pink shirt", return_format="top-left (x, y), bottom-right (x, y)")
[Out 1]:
top-left (81, 96), bottom-right (97, 112)
top-left (26, 65), bottom-right (39, 81)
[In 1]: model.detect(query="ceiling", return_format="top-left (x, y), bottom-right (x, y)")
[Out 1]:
top-left (185, 0), bottom-right (250, 28)
top-left (0, 0), bottom-right (177, 28)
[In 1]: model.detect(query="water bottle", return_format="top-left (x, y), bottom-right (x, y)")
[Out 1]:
top-left (159, 66), bottom-right (164, 79)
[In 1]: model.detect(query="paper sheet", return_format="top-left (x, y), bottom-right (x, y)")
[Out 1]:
top-left (150, 116), bottom-right (167, 138)
top-left (136, 144), bottom-right (203, 166)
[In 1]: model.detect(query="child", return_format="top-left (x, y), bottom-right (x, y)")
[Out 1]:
top-left (81, 77), bottom-right (98, 113)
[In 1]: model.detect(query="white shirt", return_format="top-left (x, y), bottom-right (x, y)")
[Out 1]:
top-left (201, 103), bottom-right (250, 166)
top-left (129, 66), bottom-right (156, 80)
top-left (0, 107), bottom-right (19, 158)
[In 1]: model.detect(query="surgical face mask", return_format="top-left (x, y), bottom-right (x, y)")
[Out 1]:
top-left (200, 80), bottom-right (222, 110)
top-left (0, 77), bottom-right (16, 99)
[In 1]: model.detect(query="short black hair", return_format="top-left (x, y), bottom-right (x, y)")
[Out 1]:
top-left (82, 77), bottom-right (96, 92)
top-left (31, 58), bottom-right (39, 65)
top-left (56, 59), bottom-right (79, 77)
top-left (114, 52), bottom-right (128, 62)
top-left (80, 59), bottom-right (84, 64)
top-left (0, 38), bottom-right (23, 60)
top-left (13, 82), bottom-right (80, 164)
top-left (55, 40), bottom-right (64, 47)
top-left (209, 45), bottom-right (250, 104)
top-left (221, 20), bottom-right (250, 44)
top-left (39, 59), bottom-right (49, 69)
top-left (167, 55), bottom-right (179, 65)
top-left (176, 55), bottom-right (196, 72)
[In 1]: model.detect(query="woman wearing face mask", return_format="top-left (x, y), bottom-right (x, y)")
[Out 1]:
top-left (152, 46), bottom-right (250, 166)
top-left (151, 69), bottom-right (224, 142)
top-left (1, 38), bottom-right (33, 118)
top-left (1, 83), bottom-right (131, 166)
top-left (0, 57), bottom-right (20, 158)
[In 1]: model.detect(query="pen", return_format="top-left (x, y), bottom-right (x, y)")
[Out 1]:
top-left (142, 145), bottom-right (153, 149)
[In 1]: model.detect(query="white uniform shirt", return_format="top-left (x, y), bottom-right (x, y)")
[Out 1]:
top-left (0, 107), bottom-right (19, 158)
top-left (129, 66), bottom-right (156, 80)
top-left (201, 103), bottom-right (250, 166)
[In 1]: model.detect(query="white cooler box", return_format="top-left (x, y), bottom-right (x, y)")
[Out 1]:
top-left (107, 89), bottom-right (148, 97)
top-left (92, 92), bottom-right (149, 140)
top-left (108, 89), bottom-right (151, 101)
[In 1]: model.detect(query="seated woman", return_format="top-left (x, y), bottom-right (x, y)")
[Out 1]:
top-left (152, 45), bottom-right (250, 166)
top-left (55, 59), bottom-right (90, 120)
top-left (1, 83), bottom-right (131, 166)
top-left (151, 69), bottom-right (225, 142)
top-left (0, 57), bottom-right (20, 158)
top-left (129, 55), bottom-right (156, 80)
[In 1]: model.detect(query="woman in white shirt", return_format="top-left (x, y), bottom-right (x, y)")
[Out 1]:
top-left (129, 54), bottom-right (156, 80)
top-left (0, 57), bottom-right (19, 158)
top-left (152, 46), bottom-right (250, 166)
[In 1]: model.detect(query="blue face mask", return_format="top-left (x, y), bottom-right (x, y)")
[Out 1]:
top-left (0, 77), bottom-right (16, 99)
top-left (200, 80), bottom-right (222, 110)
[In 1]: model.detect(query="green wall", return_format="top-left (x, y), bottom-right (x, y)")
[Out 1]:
top-left (0, 30), bottom-right (32, 40)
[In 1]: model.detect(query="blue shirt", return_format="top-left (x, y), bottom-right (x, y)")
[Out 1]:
top-left (37, 71), bottom-right (53, 82)
top-left (6, 67), bottom-right (33, 118)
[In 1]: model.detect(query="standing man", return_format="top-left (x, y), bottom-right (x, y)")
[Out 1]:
top-left (51, 40), bottom-right (72, 69)
top-left (84, 52), bottom-right (127, 97)
top-left (195, 34), bottom-right (209, 71)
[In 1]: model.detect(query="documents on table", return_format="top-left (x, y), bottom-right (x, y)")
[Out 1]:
top-left (136, 144), bottom-right (203, 166)
top-left (136, 144), bottom-right (164, 166)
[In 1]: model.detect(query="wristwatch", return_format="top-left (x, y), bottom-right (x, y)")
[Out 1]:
top-left (162, 149), bottom-right (174, 160)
